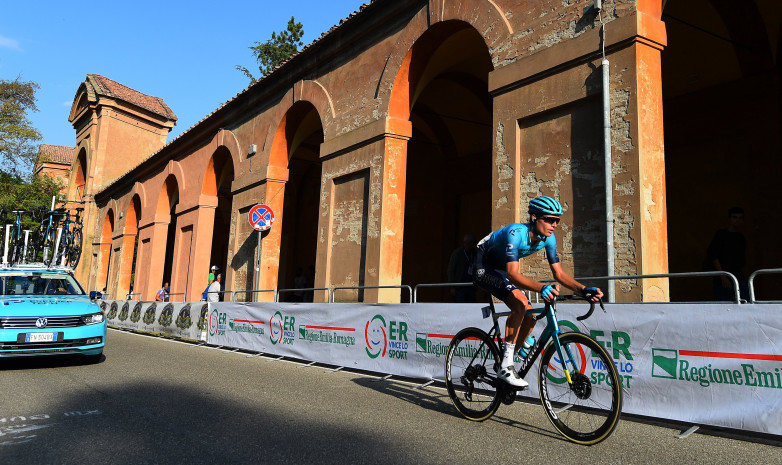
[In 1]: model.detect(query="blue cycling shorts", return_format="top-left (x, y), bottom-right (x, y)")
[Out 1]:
top-left (473, 247), bottom-right (519, 302)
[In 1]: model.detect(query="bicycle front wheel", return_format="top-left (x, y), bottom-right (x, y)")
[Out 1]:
top-left (538, 332), bottom-right (622, 445)
top-left (445, 327), bottom-right (502, 421)
top-left (68, 229), bottom-right (82, 268)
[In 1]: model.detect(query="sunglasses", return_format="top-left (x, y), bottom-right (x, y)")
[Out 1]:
top-left (539, 216), bottom-right (560, 225)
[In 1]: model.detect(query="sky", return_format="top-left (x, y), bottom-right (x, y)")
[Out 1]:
top-left (0, 0), bottom-right (368, 149)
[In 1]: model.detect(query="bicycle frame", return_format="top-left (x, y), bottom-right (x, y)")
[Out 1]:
top-left (484, 299), bottom-right (579, 386)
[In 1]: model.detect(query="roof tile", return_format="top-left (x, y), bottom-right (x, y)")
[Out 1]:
top-left (87, 74), bottom-right (177, 121)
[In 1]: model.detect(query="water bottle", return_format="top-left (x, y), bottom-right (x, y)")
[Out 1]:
top-left (518, 335), bottom-right (535, 358)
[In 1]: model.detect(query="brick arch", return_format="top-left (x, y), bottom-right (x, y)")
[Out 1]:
top-left (264, 83), bottom-right (330, 167)
top-left (156, 174), bottom-right (180, 217)
top-left (124, 194), bottom-right (142, 235)
top-left (69, 144), bottom-right (89, 201)
top-left (127, 182), bottom-right (147, 223)
top-left (163, 159), bottom-right (186, 196)
top-left (428, 0), bottom-right (513, 37)
top-left (387, 20), bottom-right (494, 122)
top-left (95, 208), bottom-right (115, 294)
top-left (100, 208), bottom-right (115, 243)
top-left (202, 130), bottom-right (239, 196)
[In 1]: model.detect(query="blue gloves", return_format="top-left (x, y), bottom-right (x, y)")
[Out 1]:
top-left (582, 286), bottom-right (599, 296)
top-left (540, 284), bottom-right (557, 300)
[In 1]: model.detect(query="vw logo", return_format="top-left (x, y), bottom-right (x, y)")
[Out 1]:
top-left (35, 318), bottom-right (48, 329)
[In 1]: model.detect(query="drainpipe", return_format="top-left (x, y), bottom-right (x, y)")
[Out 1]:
top-left (597, 0), bottom-right (615, 301)
top-left (603, 58), bottom-right (615, 302)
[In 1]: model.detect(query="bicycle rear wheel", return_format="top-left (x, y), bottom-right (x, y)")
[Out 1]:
top-left (53, 231), bottom-right (70, 267)
top-left (538, 332), bottom-right (622, 445)
top-left (445, 327), bottom-right (502, 421)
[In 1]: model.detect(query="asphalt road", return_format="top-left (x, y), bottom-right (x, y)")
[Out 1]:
top-left (1, 329), bottom-right (779, 464)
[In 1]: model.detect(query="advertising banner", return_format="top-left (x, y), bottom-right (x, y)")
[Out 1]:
top-left (109, 299), bottom-right (782, 436)
top-left (105, 300), bottom-right (208, 341)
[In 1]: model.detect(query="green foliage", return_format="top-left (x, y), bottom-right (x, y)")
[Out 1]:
top-left (0, 78), bottom-right (42, 177)
top-left (236, 17), bottom-right (304, 83)
top-left (0, 172), bottom-right (63, 229)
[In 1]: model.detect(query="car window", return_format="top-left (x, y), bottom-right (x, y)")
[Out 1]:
top-left (0, 273), bottom-right (85, 296)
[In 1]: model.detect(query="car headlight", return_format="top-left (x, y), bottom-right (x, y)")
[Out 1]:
top-left (82, 312), bottom-right (105, 325)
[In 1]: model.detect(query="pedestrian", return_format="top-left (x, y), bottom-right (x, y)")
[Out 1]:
top-left (293, 267), bottom-right (306, 301)
top-left (156, 282), bottom-right (169, 302)
top-left (448, 233), bottom-right (477, 302)
top-left (209, 265), bottom-right (219, 284)
top-left (705, 206), bottom-right (749, 301)
top-left (207, 274), bottom-right (222, 303)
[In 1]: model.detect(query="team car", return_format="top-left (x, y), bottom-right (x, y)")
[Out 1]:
top-left (0, 264), bottom-right (106, 363)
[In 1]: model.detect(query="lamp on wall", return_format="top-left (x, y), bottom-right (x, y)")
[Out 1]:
top-left (248, 144), bottom-right (257, 156)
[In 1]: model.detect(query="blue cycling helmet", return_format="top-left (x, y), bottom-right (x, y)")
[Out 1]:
top-left (528, 196), bottom-right (563, 216)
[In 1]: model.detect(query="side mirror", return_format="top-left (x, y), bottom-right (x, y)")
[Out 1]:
top-left (89, 291), bottom-right (101, 300)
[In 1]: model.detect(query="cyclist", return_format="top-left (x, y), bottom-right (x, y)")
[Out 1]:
top-left (473, 196), bottom-right (603, 388)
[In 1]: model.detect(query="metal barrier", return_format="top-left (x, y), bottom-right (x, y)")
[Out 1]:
top-left (331, 285), bottom-right (413, 303)
top-left (749, 268), bottom-right (782, 303)
top-left (275, 287), bottom-right (330, 302)
top-left (216, 290), bottom-right (233, 302)
top-left (233, 289), bottom-right (276, 302)
top-left (412, 282), bottom-right (472, 303)
top-left (537, 271), bottom-right (742, 303)
top-left (126, 292), bottom-right (141, 300)
top-left (167, 292), bottom-right (186, 302)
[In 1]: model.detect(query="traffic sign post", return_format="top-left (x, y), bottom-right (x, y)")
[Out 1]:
top-left (249, 204), bottom-right (275, 232)
top-left (249, 204), bottom-right (274, 301)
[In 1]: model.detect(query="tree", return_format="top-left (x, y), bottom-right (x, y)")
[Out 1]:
top-left (1, 78), bottom-right (42, 177)
top-left (236, 17), bottom-right (304, 84)
top-left (0, 172), bottom-right (63, 229)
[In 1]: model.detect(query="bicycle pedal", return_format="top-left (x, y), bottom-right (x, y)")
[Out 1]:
top-left (481, 306), bottom-right (492, 319)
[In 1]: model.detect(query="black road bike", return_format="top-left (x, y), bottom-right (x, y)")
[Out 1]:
top-left (444, 294), bottom-right (622, 445)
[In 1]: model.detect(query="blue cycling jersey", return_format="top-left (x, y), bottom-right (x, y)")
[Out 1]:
top-left (477, 223), bottom-right (560, 268)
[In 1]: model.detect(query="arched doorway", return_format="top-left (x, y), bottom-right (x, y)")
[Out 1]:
top-left (157, 175), bottom-right (180, 289)
top-left (661, 1), bottom-right (782, 300)
top-left (118, 195), bottom-right (141, 299)
top-left (72, 149), bottom-right (87, 201)
top-left (274, 102), bottom-right (324, 301)
top-left (203, 148), bottom-right (235, 280)
top-left (97, 210), bottom-right (114, 295)
top-left (396, 22), bottom-right (493, 301)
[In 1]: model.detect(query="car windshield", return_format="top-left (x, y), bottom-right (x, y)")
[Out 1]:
top-left (0, 272), bottom-right (85, 296)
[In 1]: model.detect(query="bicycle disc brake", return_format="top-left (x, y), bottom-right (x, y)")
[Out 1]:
top-left (570, 372), bottom-right (592, 400)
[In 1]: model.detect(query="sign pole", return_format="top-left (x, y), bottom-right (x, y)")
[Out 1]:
top-left (254, 230), bottom-right (261, 302)
top-left (248, 203), bottom-right (275, 302)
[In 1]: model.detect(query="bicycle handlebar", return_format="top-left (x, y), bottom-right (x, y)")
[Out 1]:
top-left (534, 292), bottom-right (606, 321)
top-left (576, 292), bottom-right (606, 321)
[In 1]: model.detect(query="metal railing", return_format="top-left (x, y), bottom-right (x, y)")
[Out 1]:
top-left (331, 285), bottom-right (413, 303)
top-left (413, 282), bottom-right (472, 303)
top-left (537, 271), bottom-right (742, 303)
top-left (210, 290), bottom-right (233, 302)
top-left (167, 292), bottom-right (186, 302)
top-left (275, 287), bottom-right (330, 302)
top-left (115, 270), bottom-right (777, 305)
top-left (126, 292), bottom-right (141, 300)
top-left (233, 289), bottom-right (276, 302)
top-left (749, 268), bottom-right (782, 303)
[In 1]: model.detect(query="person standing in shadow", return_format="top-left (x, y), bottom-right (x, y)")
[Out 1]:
top-left (448, 233), bottom-right (477, 303)
top-left (706, 207), bottom-right (750, 301)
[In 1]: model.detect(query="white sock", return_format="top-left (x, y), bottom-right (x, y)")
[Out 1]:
top-left (502, 342), bottom-right (516, 368)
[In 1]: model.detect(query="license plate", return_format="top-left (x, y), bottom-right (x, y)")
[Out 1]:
top-left (25, 332), bottom-right (57, 343)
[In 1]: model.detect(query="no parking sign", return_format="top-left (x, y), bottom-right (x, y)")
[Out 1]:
top-left (248, 204), bottom-right (274, 231)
